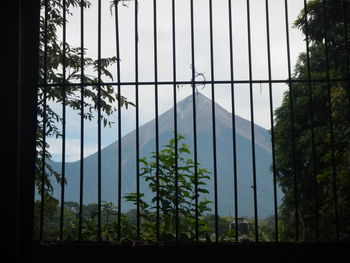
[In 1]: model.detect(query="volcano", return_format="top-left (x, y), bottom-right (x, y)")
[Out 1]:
top-left (50, 92), bottom-right (281, 218)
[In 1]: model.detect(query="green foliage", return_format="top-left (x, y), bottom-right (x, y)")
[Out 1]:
top-left (33, 194), bottom-right (59, 240)
top-left (36, 0), bottom-right (134, 197)
top-left (34, 0), bottom-right (135, 241)
top-left (124, 134), bottom-right (213, 242)
top-left (34, 199), bottom-right (276, 242)
top-left (274, 0), bottom-right (350, 241)
top-left (202, 214), bottom-right (233, 242)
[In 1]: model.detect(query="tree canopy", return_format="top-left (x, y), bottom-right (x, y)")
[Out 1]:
top-left (274, 0), bottom-right (350, 241)
top-left (34, 0), bottom-right (134, 239)
top-left (36, 0), bottom-right (134, 197)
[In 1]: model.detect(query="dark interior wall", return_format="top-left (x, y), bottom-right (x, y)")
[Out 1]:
top-left (5, 0), bottom-right (40, 261)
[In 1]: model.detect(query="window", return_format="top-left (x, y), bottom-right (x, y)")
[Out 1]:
top-left (33, 0), bottom-right (350, 246)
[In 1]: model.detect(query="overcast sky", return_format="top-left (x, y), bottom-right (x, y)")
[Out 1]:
top-left (47, 0), bottom-right (307, 162)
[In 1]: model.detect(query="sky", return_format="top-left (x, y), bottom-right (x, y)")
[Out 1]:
top-left (46, 0), bottom-right (307, 162)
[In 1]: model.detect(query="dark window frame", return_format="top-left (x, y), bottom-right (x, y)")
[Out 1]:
top-left (10, 0), bottom-right (350, 261)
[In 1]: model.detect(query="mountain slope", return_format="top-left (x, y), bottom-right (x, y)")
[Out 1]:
top-left (50, 93), bottom-right (281, 218)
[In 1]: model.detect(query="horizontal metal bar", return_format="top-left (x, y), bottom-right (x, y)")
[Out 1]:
top-left (37, 78), bottom-right (350, 87)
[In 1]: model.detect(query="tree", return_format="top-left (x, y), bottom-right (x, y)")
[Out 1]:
top-left (35, 0), bottom-right (134, 238)
top-left (33, 194), bottom-right (59, 240)
top-left (202, 214), bottom-right (230, 238)
top-left (124, 135), bottom-right (213, 242)
top-left (274, 0), bottom-right (350, 241)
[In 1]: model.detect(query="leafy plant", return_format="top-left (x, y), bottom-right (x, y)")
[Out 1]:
top-left (124, 134), bottom-right (213, 242)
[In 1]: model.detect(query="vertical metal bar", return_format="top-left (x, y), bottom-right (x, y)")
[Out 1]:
top-left (264, 0), bottom-right (278, 242)
top-left (322, 0), bottom-right (339, 241)
top-left (114, 2), bottom-right (122, 242)
top-left (171, 0), bottom-right (179, 242)
top-left (303, 0), bottom-right (319, 241)
top-left (284, 0), bottom-right (299, 241)
top-left (227, 0), bottom-right (238, 243)
top-left (134, 0), bottom-right (140, 241)
top-left (78, 0), bottom-right (85, 242)
top-left (39, 0), bottom-right (48, 242)
top-left (97, 0), bottom-right (102, 242)
top-left (153, 0), bottom-right (160, 241)
top-left (190, 0), bottom-right (199, 242)
top-left (208, 0), bottom-right (219, 242)
top-left (246, 0), bottom-right (259, 242)
top-left (59, 0), bottom-right (67, 241)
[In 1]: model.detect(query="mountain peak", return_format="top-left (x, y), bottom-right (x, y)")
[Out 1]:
top-left (175, 92), bottom-right (271, 153)
top-left (179, 92), bottom-right (212, 106)
top-left (177, 92), bottom-right (227, 118)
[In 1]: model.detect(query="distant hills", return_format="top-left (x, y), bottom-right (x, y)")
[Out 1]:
top-left (50, 92), bottom-right (281, 218)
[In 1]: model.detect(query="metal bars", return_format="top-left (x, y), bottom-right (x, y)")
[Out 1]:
top-left (246, 0), bottom-right (259, 242)
top-left (322, 0), bottom-right (339, 241)
top-left (153, 0), bottom-right (161, 242)
top-left (264, 0), bottom-right (278, 242)
top-left (208, 0), bottom-right (219, 243)
top-left (284, 0), bottom-right (299, 242)
top-left (171, 0), bottom-right (180, 242)
top-left (114, 1), bottom-right (122, 242)
top-left (135, 0), bottom-right (140, 241)
top-left (37, 78), bottom-right (350, 88)
top-left (227, 0), bottom-right (239, 244)
top-left (36, 0), bottom-right (349, 244)
top-left (97, 0), bottom-right (102, 242)
top-left (190, 0), bottom-right (199, 243)
top-left (303, 0), bottom-right (319, 241)
top-left (59, 0), bottom-right (67, 241)
top-left (78, 0), bottom-right (85, 242)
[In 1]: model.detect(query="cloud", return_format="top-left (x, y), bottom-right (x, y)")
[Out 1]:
top-left (50, 0), bottom-right (307, 161)
top-left (46, 138), bottom-right (99, 162)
